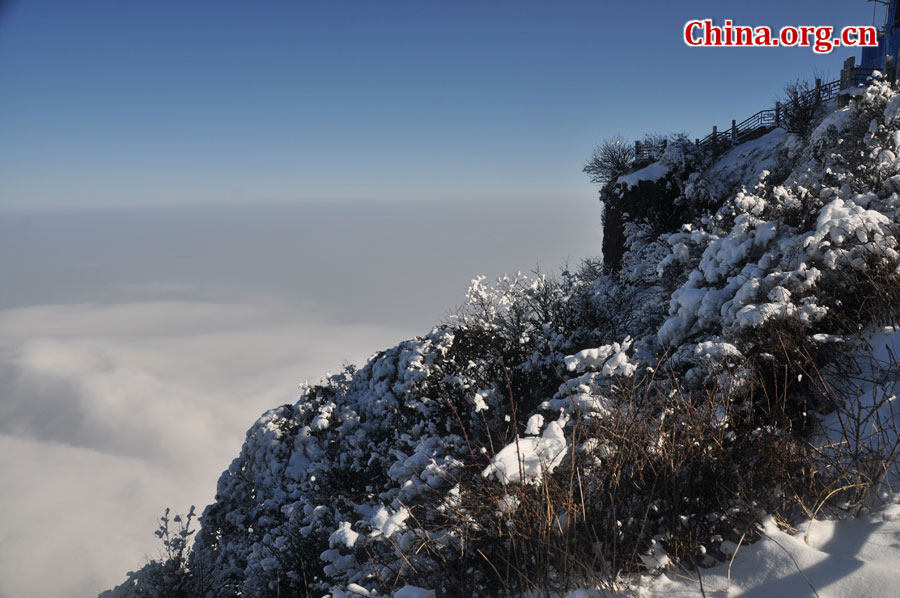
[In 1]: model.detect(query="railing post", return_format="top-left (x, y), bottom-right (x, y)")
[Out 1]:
top-left (815, 78), bottom-right (822, 103)
top-left (712, 125), bottom-right (718, 153)
top-left (775, 101), bottom-right (781, 125)
top-left (635, 140), bottom-right (642, 158)
top-left (731, 119), bottom-right (738, 143)
top-left (841, 56), bottom-right (855, 89)
top-left (887, 54), bottom-right (897, 85)
top-left (695, 138), bottom-right (700, 146)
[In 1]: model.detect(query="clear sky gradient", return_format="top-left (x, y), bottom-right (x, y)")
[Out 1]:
top-left (0, 0), bottom-right (881, 210)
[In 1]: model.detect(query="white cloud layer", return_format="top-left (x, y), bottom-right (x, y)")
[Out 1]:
top-left (0, 299), bottom-right (415, 598)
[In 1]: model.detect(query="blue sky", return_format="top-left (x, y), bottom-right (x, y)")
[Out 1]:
top-left (0, 0), bottom-right (880, 209)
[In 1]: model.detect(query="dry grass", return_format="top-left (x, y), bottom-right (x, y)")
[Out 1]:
top-left (391, 339), bottom-right (900, 597)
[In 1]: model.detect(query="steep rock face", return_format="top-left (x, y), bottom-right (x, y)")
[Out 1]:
top-left (601, 174), bottom-right (685, 270)
top-left (106, 82), bottom-right (900, 597)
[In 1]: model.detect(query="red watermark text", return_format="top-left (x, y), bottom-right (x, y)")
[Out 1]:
top-left (684, 20), bottom-right (879, 54)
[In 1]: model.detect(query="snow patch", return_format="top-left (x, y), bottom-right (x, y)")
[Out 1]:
top-left (483, 417), bottom-right (568, 485)
top-left (616, 161), bottom-right (670, 188)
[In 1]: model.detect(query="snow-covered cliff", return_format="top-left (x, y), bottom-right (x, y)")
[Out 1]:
top-left (104, 80), bottom-right (900, 598)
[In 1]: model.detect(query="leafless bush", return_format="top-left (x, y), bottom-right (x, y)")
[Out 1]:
top-left (101, 507), bottom-right (205, 598)
top-left (583, 136), bottom-right (635, 186)
top-left (780, 79), bottom-right (826, 139)
top-left (795, 340), bottom-right (900, 521)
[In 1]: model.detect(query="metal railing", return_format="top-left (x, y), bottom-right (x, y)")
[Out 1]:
top-left (697, 108), bottom-right (777, 148)
top-left (634, 140), bottom-right (667, 162)
top-left (696, 77), bottom-right (843, 152)
top-left (630, 66), bottom-right (887, 167)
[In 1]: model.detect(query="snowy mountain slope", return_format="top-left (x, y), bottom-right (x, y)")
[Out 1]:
top-left (633, 326), bottom-right (900, 598)
top-left (636, 499), bottom-right (900, 598)
top-left (104, 80), bottom-right (900, 597)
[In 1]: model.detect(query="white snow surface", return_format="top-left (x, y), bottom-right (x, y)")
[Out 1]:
top-left (617, 161), bottom-right (670, 188)
top-left (685, 127), bottom-right (787, 204)
top-left (392, 586), bottom-right (436, 598)
top-left (630, 500), bottom-right (900, 598)
top-left (368, 506), bottom-right (410, 538)
top-left (330, 522), bottom-right (360, 549)
top-left (482, 416), bottom-right (568, 484)
top-left (565, 338), bottom-right (636, 377)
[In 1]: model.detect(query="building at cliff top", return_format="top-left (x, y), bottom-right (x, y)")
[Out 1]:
top-left (860, 0), bottom-right (900, 72)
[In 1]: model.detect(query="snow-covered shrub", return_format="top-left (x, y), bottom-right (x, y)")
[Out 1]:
top-left (658, 133), bottom-right (709, 182)
top-left (661, 82), bottom-right (900, 346)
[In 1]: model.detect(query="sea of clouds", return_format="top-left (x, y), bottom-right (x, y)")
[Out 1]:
top-left (0, 199), bottom-right (600, 597)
